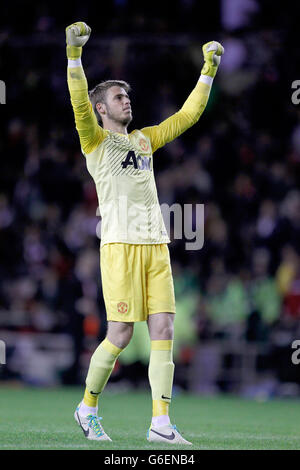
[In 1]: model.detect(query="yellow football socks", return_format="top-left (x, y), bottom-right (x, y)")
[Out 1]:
top-left (84, 338), bottom-right (123, 408)
top-left (148, 340), bottom-right (174, 422)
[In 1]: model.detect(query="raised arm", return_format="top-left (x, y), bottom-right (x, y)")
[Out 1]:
top-left (66, 22), bottom-right (107, 155)
top-left (141, 41), bottom-right (224, 153)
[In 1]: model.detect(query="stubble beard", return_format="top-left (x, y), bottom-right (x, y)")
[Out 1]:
top-left (107, 108), bottom-right (133, 127)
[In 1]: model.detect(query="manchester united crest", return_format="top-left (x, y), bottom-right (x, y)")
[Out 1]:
top-left (117, 302), bottom-right (128, 314)
top-left (139, 138), bottom-right (149, 152)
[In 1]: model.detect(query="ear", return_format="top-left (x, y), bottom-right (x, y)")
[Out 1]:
top-left (96, 102), bottom-right (106, 117)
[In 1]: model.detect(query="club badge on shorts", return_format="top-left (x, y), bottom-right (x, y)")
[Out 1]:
top-left (117, 302), bottom-right (128, 314)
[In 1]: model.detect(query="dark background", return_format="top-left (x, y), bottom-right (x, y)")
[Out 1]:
top-left (0, 0), bottom-right (300, 398)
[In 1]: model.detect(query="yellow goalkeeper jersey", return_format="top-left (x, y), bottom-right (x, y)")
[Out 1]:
top-left (67, 64), bottom-right (211, 246)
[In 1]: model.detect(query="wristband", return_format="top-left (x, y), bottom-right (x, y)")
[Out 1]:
top-left (199, 75), bottom-right (214, 86)
top-left (68, 58), bottom-right (82, 68)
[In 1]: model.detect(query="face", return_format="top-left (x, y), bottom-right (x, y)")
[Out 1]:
top-left (98, 86), bottom-right (132, 126)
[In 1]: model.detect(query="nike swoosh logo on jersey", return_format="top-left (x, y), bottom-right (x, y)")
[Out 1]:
top-left (90, 391), bottom-right (100, 395)
top-left (77, 412), bottom-right (89, 437)
top-left (151, 429), bottom-right (175, 440)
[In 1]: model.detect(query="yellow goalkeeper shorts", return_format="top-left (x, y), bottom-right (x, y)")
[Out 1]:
top-left (100, 243), bottom-right (176, 322)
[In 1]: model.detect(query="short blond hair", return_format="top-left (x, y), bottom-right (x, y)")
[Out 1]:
top-left (89, 80), bottom-right (131, 124)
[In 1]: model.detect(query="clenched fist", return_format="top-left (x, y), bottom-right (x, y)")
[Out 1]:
top-left (66, 22), bottom-right (91, 59)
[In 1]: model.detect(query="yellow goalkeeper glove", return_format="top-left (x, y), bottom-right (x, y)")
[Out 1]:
top-left (66, 21), bottom-right (91, 60)
top-left (201, 41), bottom-right (224, 78)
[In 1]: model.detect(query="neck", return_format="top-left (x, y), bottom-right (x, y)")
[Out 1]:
top-left (103, 119), bottom-right (128, 136)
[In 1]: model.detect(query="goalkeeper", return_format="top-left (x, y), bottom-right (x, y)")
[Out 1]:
top-left (66, 21), bottom-right (224, 445)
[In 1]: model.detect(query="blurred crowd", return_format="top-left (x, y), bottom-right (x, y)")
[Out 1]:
top-left (0, 0), bottom-right (300, 392)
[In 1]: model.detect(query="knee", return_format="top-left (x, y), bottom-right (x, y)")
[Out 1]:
top-left (107, 322), bottom-right (134, 349)
top-left (151, 317), bottom-right (174, 340)
top-left (119, 327), bottom-right (133, 348)
top-left (158, 323), bottom-right (174, 340)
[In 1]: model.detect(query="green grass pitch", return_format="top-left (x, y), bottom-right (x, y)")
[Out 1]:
top-left (0, 385), bottom-right (299, 450)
